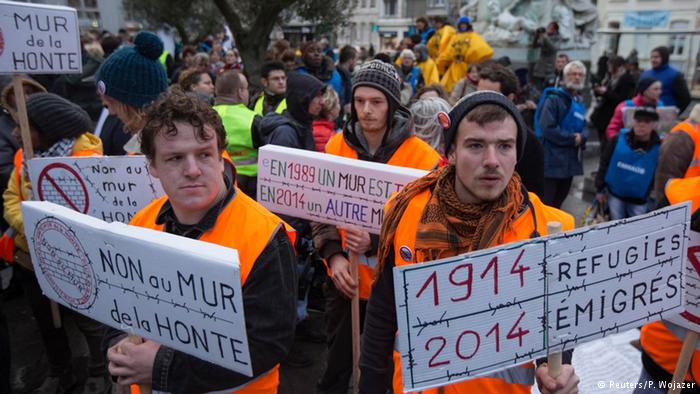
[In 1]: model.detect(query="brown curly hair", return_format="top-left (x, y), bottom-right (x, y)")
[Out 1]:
top-left (140, 87), bottom-right (227, 161)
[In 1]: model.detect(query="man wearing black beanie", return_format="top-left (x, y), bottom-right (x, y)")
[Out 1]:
top-left (359, 90), bottom-right (580, 394)
top-left (312, 60), bottom-right (440, 394)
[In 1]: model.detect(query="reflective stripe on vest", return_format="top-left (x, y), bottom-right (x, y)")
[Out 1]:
top-left (253, 96), bottom-right (287, 116)
top-left (390, 188), bottom-right (573, 393)
top-left (671, 121), bottom-right (700, 178)
top-left (324, 133), bottom-right (440, 300)
top-left (214, 104), bottom-right (259, 177)
top-left (129, 189), bottom-right (295, 394)
top-left (665, 177), bottom-right (700, 212)
top-left (604, 129), bottom-right (659, 200)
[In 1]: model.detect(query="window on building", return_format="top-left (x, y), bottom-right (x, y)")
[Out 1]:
top-left (361, 0), bottom-right (366, 8)
top-left (384, 0), bottom-right (397, 16)
top-left (84, 0), bottom-right (97, 7)
top-left (370, 0), bottom-right (376, 7)
top-left (68, 0), bottom-right (81, 7)
top-left (669, 20), bottom-right (690, 56)
top-left (430, 0), bottom-right (446, 6)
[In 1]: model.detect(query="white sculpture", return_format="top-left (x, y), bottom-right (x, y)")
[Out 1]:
top-left (483, 0), bottom-right (538, 45)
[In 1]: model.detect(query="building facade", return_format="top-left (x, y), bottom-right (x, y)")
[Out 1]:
top-left (593, 0), bottom-right (699, 86)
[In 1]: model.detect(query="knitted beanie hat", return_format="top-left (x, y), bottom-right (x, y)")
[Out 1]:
top-left (26, 93), bottom-right (92, 140)
top-left (352, 60), bottom-right (402, 107)
top-left (96, 31), bottom-right (168, 109)
top-left (637, 77), bottom-right (659, 95)
top-left (442, 90), bottom-right (527, 160)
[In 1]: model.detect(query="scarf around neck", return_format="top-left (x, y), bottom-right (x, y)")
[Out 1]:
top-left (376, 165), bottom-right (523, 273)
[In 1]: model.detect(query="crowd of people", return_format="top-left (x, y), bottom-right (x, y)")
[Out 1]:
top-left (0, 13), bottom-right (699, 394)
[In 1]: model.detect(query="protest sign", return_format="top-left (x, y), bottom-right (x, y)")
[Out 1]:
top-left (22, 201), bottom-right (253, 376)
top-left (393, 203), bottom-right (689, 392)
top-left (667, 231), bottom-right (700, 333)
top-left (0, 1), bottom-right (81, 74)
top-left (622, 106), bottom-right (679, 135)
top-left (257, 145), bottom-right (427, 234)
top-left (28, 156), bottom-right (165, 223)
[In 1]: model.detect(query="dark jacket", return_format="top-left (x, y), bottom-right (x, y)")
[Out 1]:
top-left (99, 114), bottom-right (131, 156)
top-left (261, 72), bottom-right (325, 236)
top-left (311, 107), bottom-right (415, 261)
top-left (104, 166), bottom-right (297, 394)
top-left (51, 51), bottom-right (103, 123)
top-left (590, 71), bottom-right (637, 133)
top-left (641, 63), bottom-right (691, 113)
top-left (539, 89), bottom-right (588, 178)
top-left (517, 130), bottom-right (545, 197)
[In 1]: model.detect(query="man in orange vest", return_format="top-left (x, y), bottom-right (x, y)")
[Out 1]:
top-left (654, 103), bottom-right (700, 205)
top-left (105, 89), bottom-right (298, 393)
top-left (313, 60), bottom-right (440, 394)
top-left (359, 91), bottom-right (580, 393)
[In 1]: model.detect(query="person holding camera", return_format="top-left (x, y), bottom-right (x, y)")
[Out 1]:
top-left (531, 22), bottom-right (561, 92)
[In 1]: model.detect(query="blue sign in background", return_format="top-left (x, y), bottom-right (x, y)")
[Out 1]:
top-left (624, 11), bottom-right (669, 29)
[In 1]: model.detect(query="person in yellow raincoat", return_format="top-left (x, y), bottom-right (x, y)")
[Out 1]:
top-left (426, 16), bottom-right (455, 64)
top-left (413, 44), bottom-right (440, 86)
top-left (437, 16), bottom-right (494, 93)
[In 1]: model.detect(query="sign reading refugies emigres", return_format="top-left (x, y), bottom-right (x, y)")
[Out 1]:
top-left (28, 156), bottom-right (165, 223)
top-left (393, 203), bottom-right (689, 392)
top-left (257, 145), bottom-right (427, 234)
top-left (0, 1), bottom-right (81, 74)
top-left (22, 201), bottom-right (253, 376)
top-left (667, 231), bottom-right (700, 333)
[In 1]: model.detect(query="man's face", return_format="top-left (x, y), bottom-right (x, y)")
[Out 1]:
top-left (449, 116), bottom-right (518, 204)
top-left (402, 55), bottom-right (414, 67)
top-left (643, 81), bottom-right (662, 102)
top-left (354, 86), bottom-right (389, 134)
top-left (546, 22), bottom-right (557, 34)
top-left (184, 53), bottom-right (195, 67)
top-left (303, 43), bottom-right (323, 68)
top-left (263, 70), bottom-right (287, 95)
top-left (477, 78), bottom-right (501, 93)
top-left (633, 118), bottom-right (655, 140)
top-left (555, 56), bottom-right (568, 72)
top-left (308, 91), bottom-right (324, 117)
top-left (564, 66), bottom-right (585, 91)
top-left (650, 51), bottom-right (663, 68)
top-left (148, 122), bottom-right (225, 225)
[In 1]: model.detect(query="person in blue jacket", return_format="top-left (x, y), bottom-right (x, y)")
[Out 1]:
top-left (595, 106), bottom-right (661, 220)
top-left (640, 46), bottom-right (691, 113)
top-left (536, 60), bottom-right (588, 208)
top-left (297, 41), bottom-right (343, 100)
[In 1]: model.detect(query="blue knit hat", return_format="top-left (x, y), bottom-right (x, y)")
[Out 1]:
top-left (96, 32), bottom-right (168, 109)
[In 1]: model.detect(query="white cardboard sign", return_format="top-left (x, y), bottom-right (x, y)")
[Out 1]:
top-left (22, 201), bottom-right (252, 376)
top-left (257, 145), bottom-right (427, 234)
top-left (28, 156), bottom-right (165, 223)
top-left (667, 231), bottom-right (700, 333)
top-left (0, 1), bottom-right (82, 74)
top-left (393, 203), bottom-right (689, 392)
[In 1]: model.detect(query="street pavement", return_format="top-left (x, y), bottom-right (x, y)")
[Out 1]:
top-left (2, 134), bottom-right (646, 394)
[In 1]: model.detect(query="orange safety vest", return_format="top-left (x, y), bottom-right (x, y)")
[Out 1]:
top-left (670, 121), bottom-right (700, 178)
top-left (324, 133), bottom-right (441, 300)
top-left (0, 147), bottom-right (101, 262)
top-left (666, 176), bottom-right (700, 212)
top-left (390, 189), bottom-right (574, 393)
top-left (129, 188), bottom-right (296, 394)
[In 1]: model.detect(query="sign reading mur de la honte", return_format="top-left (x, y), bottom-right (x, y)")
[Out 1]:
top-left (0, 1), bottom-right (81, 74)
top-left (22, 201), bottom-right (252, 376)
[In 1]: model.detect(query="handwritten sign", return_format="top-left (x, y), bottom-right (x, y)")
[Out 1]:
top-left (28, 156), bottom-right (165, 223)
top-left (0, 1), bottom-right (81, 74)
top-left (22, 201), bottom-right (252, 376)
top-left (667, 231), bottom-right (700, 333)
top-left (393, 203), bottom-right (689, 392)
top-left (257, 145), bottom-right (426, 234)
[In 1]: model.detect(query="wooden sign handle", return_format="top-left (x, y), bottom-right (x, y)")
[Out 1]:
top-left (546, 221), bottom-right (563, 379)
top-left (115, 334), bottom-right (152, 394)
top-left (668, 331), bottom-right (699, 394)
top-left (11, 75), bottom-right (63, 328)
top-left (349, 252), bottom-right (361, 394)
